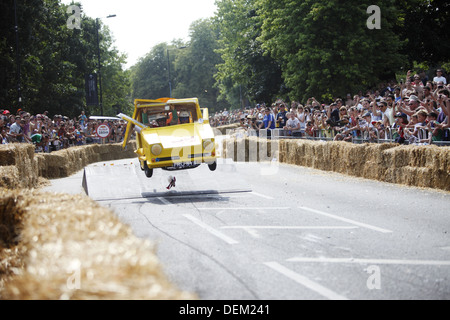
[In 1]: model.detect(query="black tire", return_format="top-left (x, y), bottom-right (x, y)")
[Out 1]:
top-left (143, 161), bottom-right (153, 178)
top-left (208, 161), bottom-right (217, 171)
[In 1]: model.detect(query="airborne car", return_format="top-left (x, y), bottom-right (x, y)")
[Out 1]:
top-left (119, 98), bottom-right (217, 178)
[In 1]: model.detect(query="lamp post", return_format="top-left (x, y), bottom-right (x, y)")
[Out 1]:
top-left (167, 46), bottom-right (187, 98)
top-left (96, 14), bottom-right (116, 115)
top-left (14, 0), bottom-right (22, 107)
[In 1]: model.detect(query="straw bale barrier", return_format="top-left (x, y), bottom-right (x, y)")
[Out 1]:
top-left (0, 189), bottom-right (195, 300)
top-left (0, 142), bottom-right (195, 299)
top-left (35, 142), bottom-right (137, 180)
top-left (214, 123), bottom-right (239, 135)
top-left (0, 142), bottom-right (137, 189)
top-left (223, 136), bottom-right (279, 162)
top-left (223, 137), bottom-right (450, 191)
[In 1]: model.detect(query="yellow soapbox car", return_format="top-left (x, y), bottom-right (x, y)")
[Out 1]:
top-left (119, 98), bottom-right (217, 178)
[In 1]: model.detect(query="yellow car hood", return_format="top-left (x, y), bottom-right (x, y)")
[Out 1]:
top-left (142, 123), bottom-right (214, 148)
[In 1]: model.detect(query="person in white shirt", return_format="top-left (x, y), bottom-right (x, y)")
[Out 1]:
top-left (297, 105), bottom-right (307, 132)
top-left (433, 69), bottom-right (447, 85)
top-left (9, 116), bottom-right (24, 142)
top-left (283, 112), bottom-right (301, 136)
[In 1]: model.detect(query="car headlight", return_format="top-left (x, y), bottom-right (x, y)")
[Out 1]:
top-left (203, 139), bottom-right (214, 152)
top-left (151, 144), bottom-right (162, 156)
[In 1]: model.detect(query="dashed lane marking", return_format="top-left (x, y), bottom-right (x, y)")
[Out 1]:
top-left (198, 207), bottom-right (290, 211)
top-left (286, 257), bottom-right (450, 266)
top-left (183, 214), bottom-right (239, 245)
top-left (299, 206), bottom-right (393, 234)
top-left (221, 226), bottom-right (357, 239)
top-left (264, 261), bottom-right (348, 300)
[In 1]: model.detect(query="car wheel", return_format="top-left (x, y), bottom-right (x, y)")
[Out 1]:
top-left (208, 161), bottom-right (217, 171)
top-left (144, 161), bottom-right (153, 178)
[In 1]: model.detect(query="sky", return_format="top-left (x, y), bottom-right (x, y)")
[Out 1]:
top-left (62, 0), bottom-right (218, 69)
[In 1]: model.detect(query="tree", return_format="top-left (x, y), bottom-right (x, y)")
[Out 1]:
top-left (214, 0), bottom-right (283, 106)
top-left (0, 0), bottom-right (131, 117)
top-left (131, 43), bottom-right (175, 100)
top-left (257, 0), bottom-right (405, 103)
top-left (171, 19), bottom-right (225, 112)
top-left (396, 0), bottom-right (450, 68)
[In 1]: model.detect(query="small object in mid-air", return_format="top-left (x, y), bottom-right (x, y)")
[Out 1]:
top-left (167, 176), bottom-right (176, 190)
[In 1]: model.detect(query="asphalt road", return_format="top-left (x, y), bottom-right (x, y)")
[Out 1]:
top-left (48, 156), bottom-right (450, 300)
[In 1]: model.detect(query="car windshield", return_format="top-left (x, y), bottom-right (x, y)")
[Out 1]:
top-left (142, 103), bottom-right (198, 127)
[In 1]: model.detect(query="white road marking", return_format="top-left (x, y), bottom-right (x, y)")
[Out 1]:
top-left (158, 197), bottom-right (173, 206)
top-left (221, 226), bottom-right (358, 239)
top-left (299, 206), bottom-right (392, 233)
top-left (221, 226), bottom-right (359, 230)
top-left (264, 262), bottom-right (348, 300)
top-left (287, 257), bottom-right (450, 266)
top-left (250, 192), bottom-right (274, 200)
top-left (198, 207), bottom-right (290, 210)
top-left (183, 214), bottom-right (239, 245)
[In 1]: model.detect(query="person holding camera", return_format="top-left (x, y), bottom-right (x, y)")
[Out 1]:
top-left (326, 102), bottom-right (340, 125)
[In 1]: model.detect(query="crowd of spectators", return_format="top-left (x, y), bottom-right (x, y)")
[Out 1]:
top-left (210, 69), bottom-right (450, 145)
top-left (2, 69), bottom-right (449, 152)
top-left (0, 109), bottom-right (127, 152)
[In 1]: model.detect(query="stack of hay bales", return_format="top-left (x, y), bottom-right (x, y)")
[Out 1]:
top-left (382, 144), bottom-right (450, 190)
top-left (223, 137), bottom-right (279, 162)
top-left (224, 137), bottom-right (450, 192)
top-left (0, 189), bottom-right (194, 300)
top-left (0, 144), bottom-right (40, 189)
top-left (214, 123), bottom-right (239, 135)
top-left (35, 142), bottom-right (137, 180)
top-left (0, 142), bottom-right (196, 300)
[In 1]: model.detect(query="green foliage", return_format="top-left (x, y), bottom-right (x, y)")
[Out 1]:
top-left (130, 43), bottom-right (173, 100)
top-left (396, 0), bottom-right (450, 67)
top-left (131, 20), bottom-right (228, 113)
top-left (0, 0), bottom-right (131, 117)
top-left (2, 0), bottom-right (445, 117)
top-left (257, 0), bottom-right (405, 103)
top-left (172, 19), bottom-right (225, 112)
top-left (214, 0), bottom-right (283, 105)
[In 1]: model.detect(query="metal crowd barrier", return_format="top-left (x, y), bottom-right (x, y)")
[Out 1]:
top-left (223, 126), bottom-right (450, 146)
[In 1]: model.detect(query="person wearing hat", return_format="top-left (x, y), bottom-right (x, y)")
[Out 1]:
top-left (399, 95), bottom-right (421, 116)
top-left (433, 69), bottom-right (447, 85)
top-left (179, 111), bottom-right (191, 124)
top-left (31, 132), bottom-right (50, 152)
top-left (247, 114), bottom-right (259, 132)
top-left (393, 112), bottom-right (409, 144)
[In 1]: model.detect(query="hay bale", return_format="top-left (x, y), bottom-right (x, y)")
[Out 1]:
top-left (0, 144), bottom-right (39, 189)
top-left (0, 189), bottom-right (196, 300)
top-left (215, 124), bottom-right (239, 135)
top-left (0, 141), bottom-right (195, 300)
top-left (30, 142), bottom-right (137, 180)
top-left (0, 166), bottom-right (20, 190)
top-left (222, 138), bottom-right (449, 191)
top-left (223, 137), bottom-right (279, 162)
